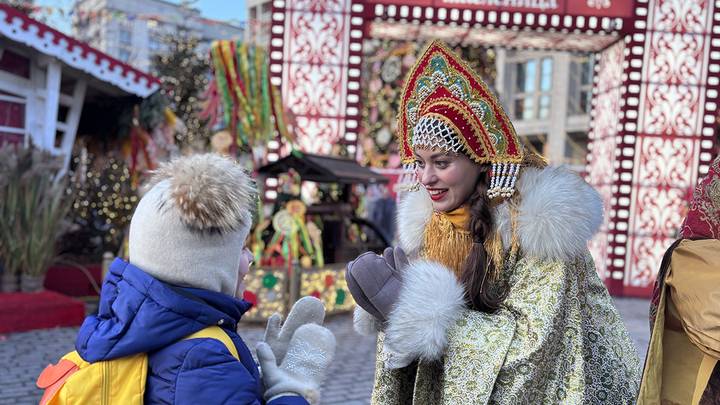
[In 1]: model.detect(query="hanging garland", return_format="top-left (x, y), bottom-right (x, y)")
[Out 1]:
top-left (201, 40), bottom-right (294, 154)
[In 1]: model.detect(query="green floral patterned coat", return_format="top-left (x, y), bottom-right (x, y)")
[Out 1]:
top-left (361, 167), bottom-right (641, 404)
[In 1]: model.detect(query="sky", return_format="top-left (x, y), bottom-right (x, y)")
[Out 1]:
top-left (33, 0), bottom-right (247, 34)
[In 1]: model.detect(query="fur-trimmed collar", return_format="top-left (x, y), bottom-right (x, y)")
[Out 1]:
top-left (396, 166), bottom-right (603, 262)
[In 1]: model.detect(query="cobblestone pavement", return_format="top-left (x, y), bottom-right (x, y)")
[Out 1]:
top-left (0, 297), bottom-right (649, 404)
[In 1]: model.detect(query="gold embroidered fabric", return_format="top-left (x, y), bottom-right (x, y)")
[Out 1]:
top-left (371, 253), bottom-right (641, 404)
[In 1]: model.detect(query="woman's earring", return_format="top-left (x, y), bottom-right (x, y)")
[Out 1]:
top-left (395, 163), bottom-right (422, 193)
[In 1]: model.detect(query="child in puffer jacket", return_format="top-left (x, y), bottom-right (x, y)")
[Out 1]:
top-left (74, 154), bottom-right (336, 404)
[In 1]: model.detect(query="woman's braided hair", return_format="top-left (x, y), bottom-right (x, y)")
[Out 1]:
top-left (458, 168), bottom-right (508, 312)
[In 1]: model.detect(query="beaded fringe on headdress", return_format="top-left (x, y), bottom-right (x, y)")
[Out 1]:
top-left (488, 153), bottom-right (548, 200)
top-left (488, 162), bottom-right (520, 199)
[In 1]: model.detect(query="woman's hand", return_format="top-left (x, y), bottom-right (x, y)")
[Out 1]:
top-left (345, 247), bottom-right (409, 322)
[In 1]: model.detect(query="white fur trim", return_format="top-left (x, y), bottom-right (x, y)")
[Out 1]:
top-left (148, 153), bottom-right (256, 233)
top-left (384, 260), bottom-right (466, 362)
top-left (396, 187), bottom-right (433, 255)
top-left (353, 306), bottom-right (381, 336)
top-left (396, 165), bottom-right (603, 262)
top-left (494, 166), bottom-right (603, 261)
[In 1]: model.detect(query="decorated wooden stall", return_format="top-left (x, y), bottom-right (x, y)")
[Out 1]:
top-left (241, 150), bottom-right (389, 321)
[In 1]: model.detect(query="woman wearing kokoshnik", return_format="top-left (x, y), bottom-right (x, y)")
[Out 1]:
top-left (345, 41), bottom-right (641, 404)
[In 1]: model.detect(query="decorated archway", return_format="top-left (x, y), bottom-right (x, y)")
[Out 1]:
top-left (268, 0), bottom-right (720, 297)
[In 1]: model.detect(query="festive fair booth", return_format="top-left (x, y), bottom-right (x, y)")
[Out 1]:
top-left (0, 4), bottom-right (160, 163)
top-left (0, 5), bottom-right (174, 332)
top-left (241, 151), bottom-right (390, 321)
top-left (267, 0), bottom-right (720, 298)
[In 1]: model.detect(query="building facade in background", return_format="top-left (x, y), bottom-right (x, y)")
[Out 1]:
top-left (71, 0), bottom-right (244, 72)
top-left (497, 49), bottom-right (594, 172)
top-left (246, 0), bottom-right (272, 46)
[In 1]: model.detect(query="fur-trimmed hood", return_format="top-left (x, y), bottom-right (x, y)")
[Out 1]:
top-left (396, 165), bottom-right (603, 262)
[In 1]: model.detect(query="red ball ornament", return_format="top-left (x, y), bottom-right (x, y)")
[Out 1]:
top-left (311, 290), bottom-right (321, 299)
top-left (324, 274), bottom-right (335, 288)
top-left (243, 290), bottom-right (258, 306)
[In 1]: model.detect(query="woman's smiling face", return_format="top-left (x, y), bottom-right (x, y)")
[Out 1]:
top-left (414, 147), bottom-right (483, 212)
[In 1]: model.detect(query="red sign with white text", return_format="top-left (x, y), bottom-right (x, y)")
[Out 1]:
top-left (565, 0), bottom-right (635, 18)
top-left (365, 0), bottom-right (636, 19)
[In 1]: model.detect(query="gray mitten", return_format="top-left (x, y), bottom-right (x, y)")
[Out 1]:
top-left (263, 296), bottom-right (325, 363)
top-left (257, 324), bottom-right (336, 404)
top-left (346, 247), bottom-right (408, 322)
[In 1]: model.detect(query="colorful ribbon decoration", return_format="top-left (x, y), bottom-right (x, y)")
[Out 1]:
top-left (201, 40), bottom-right (293, 151)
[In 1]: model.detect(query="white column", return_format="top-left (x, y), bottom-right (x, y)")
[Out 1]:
top-left (59, 79), bottom-right (87, 172)
top-left (42, 60), bottom-right (61, 151)
top-left (546, 52), bottom-right (570, 164)
top-left (494, 47), bottom-right (507, 104)
top-left (28, 63), bottom-right (45, 148)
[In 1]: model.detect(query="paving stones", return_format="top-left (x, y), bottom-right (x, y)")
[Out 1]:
top-left (0, 326), bottom-right (76, 405)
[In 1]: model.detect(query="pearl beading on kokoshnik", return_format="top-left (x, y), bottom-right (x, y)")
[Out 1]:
top-left (412, 116), bottom-right (464, 154)
top-left (413, 116), bottom-right (520, 199)
top-left (488, 162), bottom-right (520, 199)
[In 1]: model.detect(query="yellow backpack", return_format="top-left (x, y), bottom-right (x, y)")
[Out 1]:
top-left (36, 326), bottom-right (239, 405)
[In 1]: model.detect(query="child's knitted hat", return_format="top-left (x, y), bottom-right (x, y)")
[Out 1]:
top-left (129, 153), bottom-right (256, 295)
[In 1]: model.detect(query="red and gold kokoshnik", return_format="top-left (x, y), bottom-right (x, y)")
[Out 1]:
top-left (398, 41), bottom-right (524, 167)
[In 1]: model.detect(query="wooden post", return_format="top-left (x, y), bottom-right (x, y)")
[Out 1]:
top-left (42, 60), bottom-right (61, 150)
top-left (59, 79), bottom-right (87, 174)
top-left (287, 260), bottom-right (300, 315)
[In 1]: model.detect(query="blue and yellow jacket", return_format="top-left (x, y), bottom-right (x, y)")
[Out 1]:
top-left (75, 258), bottom-right (308, 405)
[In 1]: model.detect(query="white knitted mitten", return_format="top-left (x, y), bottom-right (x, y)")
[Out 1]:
top-left (263, 296), bottom-right (325, 363)
top-left (257, 324), bottom-right (336, 404)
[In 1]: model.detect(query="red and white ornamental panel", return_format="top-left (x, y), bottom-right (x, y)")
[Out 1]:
top-left (271, 0), bottom-right (720, 296)
top-left (587, 39), bottom-right (626, 285)
top-left (623, 0), bottom-right (720, 296)
top-left (268, 0), bottom-right (364, 157)
top-left (588, 0), bottom-right (720, 296)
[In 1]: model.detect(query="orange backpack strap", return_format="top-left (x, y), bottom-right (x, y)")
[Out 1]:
top-left (183, 326), bottom-right (240, 360)
top-left (36, 352), bottom-right (86, 405)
